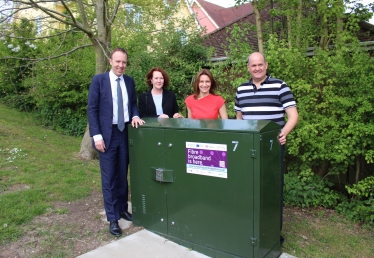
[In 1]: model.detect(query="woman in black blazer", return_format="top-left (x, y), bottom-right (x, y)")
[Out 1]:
top-left (138, 67), bottom-right (184, 118)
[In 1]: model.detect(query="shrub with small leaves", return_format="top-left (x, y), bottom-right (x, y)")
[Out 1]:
top-left (336, 176), bottom-right (374, 227)
top-left (284, 167), bottom-right (341, 208)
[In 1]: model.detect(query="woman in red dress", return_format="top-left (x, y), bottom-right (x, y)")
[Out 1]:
top-left (185, 69), bottom-right (228, 119)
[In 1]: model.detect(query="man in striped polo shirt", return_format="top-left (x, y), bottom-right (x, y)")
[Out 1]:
top-left (235, 52), bottom-right (298, 142)
top-left (235, 52), bottom-right (299, 245)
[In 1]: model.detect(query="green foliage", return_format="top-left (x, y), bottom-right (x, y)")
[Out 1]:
top-left (1, 2), bottom-right (213, 134)
top-left (34, 106), bottom-right (88, 136)
top-left (0, 23), bottom-right (94, 136)
top-left (336, 198), bottom-right (374, 227)
top-left (0, 19), bottom-right (41, 99)
top-left (284, 168), bottom-right (341, 208)
top-left (346, 176), bottom-right (374, 199)
top-left (336, 176), bottom-right (374, 227)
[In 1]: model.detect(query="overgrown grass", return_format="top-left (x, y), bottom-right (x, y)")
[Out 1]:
top-left (0, 104), bottom-right (101, 243)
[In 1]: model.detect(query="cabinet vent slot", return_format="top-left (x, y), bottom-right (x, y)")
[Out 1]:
top-left (142, 194), bottom-right (146, 214)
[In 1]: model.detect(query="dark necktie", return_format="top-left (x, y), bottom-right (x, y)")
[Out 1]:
top-left (117, 78), bottom-right (125, 132)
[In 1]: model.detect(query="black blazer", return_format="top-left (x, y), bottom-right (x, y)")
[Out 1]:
top-left (138, 89), bottom-right (179, 118)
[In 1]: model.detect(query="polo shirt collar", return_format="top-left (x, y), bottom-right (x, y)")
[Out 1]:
top-left (249, 74), bottom-right (271, 86)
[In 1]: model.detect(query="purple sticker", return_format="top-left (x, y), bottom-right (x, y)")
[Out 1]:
top-left (186, 148), bottom-right (227, 168)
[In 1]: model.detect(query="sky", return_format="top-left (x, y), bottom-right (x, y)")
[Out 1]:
top-left (205, 0), bottom-right (373, 24)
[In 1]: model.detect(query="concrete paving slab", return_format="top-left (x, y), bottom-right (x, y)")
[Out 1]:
top-left (83, 202), bottom-right (297, 258)
top-left (78, 229), bottom-right (297, 258)
top-left (77, 229), bottom-right (209, 258)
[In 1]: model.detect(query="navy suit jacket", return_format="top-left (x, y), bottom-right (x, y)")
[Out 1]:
top-left (88, 72), bottom-right (139, 149)
top-left (138, 89), bottom-right (179, 118)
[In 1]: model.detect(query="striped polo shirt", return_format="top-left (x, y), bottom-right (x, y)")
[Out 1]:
top-left (234, 75), bottom-right (297, 127)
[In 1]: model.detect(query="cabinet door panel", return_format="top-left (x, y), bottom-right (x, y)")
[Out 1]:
top-left (129, 128), bottom-right (168, 234)
top-left (165, 129), bottom-right (254, 257)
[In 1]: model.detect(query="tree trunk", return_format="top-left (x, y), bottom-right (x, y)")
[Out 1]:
top-left (79, 125), bottom-right (98, 160)
top-left (270, 0), bottom-right (274, 34)
top-left (78, 44), bottom-right (108, 160)
top-left (78, 0), bottom-right (112, 160)
top-left (296, 0), bottom-right (302, 47)
top-left (252, 0), bottom-right (263, 53)
top-left (319, 21), bottom-right (329, 49)
top-left (355, 156), bottom-right (360, 184)
top-left (317, 160), bottom-right (330, 178)
top-left (336, 0), bottom-right (344, 47)
top-left (287, 12), bottom-right (292, 48)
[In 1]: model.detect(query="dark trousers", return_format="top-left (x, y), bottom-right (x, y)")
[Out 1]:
top-left (98, 126), bottom-right (129, 222)
top-left (280, 144), bottom-right (285, 231)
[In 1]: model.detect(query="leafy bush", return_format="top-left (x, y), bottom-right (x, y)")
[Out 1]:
top-left (35, 106), bottom-right (87, 136)
top-left (284, 167), bottom-right (341, 208)
top-left (345, 176), bottom-right (374, 199)
top-left (336, 176), bottom-right (374, 227)
top-left (336, 198), bottom-right (374, 228)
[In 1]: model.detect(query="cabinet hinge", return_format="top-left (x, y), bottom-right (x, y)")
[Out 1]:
top-left (251, 149), bottom-right (256, 158)
top-left (251, 237), bottom-right (257, 246)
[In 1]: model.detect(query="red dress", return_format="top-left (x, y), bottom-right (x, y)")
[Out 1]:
top-left (185, 94), bottom-right (225, 119)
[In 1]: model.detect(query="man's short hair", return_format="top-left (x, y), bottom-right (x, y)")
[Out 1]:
top-left (110, 47), bottom-right (128, 59)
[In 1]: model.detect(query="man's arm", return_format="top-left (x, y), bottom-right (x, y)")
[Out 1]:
top-left (87, 75), bottom-right (107, 152)
top-left (236, 111), bottom-right (243, 120)
top-left (278, 106), bottom-right (298, 145)
top-left (87, 75), bottom-right (101, 136)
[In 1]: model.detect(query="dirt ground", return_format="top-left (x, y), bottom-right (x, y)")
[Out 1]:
top-left (0, 191), bottom-right (143, 258)
top-left (1, 192), bottom-right (372, 258)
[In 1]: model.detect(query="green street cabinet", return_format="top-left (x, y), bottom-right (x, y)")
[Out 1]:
top-left (128, 118), bottom-right (282, 258)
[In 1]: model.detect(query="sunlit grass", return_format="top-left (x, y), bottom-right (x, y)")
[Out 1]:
top-left (0, 104), bottom-right (101, 243)
top-left (282, 207), bottom-right (374, 257)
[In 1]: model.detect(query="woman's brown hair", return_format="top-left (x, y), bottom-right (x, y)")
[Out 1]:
top-left (193, 69), bottom-right (217, 99)
top-left (145, 67), bottom-right (170, 88)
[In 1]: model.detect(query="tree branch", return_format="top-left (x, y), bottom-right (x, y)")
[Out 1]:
top-left (60, 0), bottom-right (77, 25)
top-left (0, 44), bottom-right (93, 62)
top-left (108, 0), bottom-right (120, 26)
top-left (13, 0), bottom-right (93, 36)
top-left (76, 0), bottom-right (89, 29)
top-left (3, 27), bottom-right (81, 40)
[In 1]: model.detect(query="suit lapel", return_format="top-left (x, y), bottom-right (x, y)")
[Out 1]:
top-left (104, 72), bottom-right (113, 113)
top-left (123, 75), bottom-right (132, 117)
top-left (123, 75), bottom-right (132, 98)
top-left (146, 90), bottom-right (152, 105)
top-left (162, 89), bottom-right (169, 105)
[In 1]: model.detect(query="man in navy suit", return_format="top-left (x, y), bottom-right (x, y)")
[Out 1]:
top-left (88, 47), bottom-right (145, 236)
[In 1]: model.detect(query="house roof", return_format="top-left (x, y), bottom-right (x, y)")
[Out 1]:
top-left (203, 11), bottom-right (374, 60)
top-left (196, 0), bottom-right (253, 28)
top-left (202, 7), bottom-right (265, 59)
